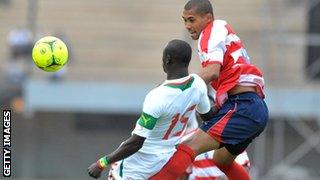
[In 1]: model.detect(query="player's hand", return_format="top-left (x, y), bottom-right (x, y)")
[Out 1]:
top-left (88, 162), bottom-right (103, 179)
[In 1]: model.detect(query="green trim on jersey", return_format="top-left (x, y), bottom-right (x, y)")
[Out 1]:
top-left (164, 76), bottom-right (194, 91)
top-left (137, 112), bottom-right (158, 130)
top-left (119, 160), bottom-right (124, 177)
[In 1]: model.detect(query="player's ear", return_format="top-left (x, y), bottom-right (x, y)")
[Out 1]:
top-left (165, 54), bottom-right (171, 64)
top-left (205, 13), bottom-right (213, 22)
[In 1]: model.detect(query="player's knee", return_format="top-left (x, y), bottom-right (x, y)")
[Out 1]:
top-left (213, 148), bottom-right (237, 165)
top-left (214, 157), bottom-right (235, 166)
top-left (180, 141), bottom-right (197, 154)
top-left (181, 136), bottom-right (215, 155)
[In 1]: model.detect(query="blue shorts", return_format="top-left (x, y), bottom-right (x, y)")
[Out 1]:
top-left (200, 92), bottom-right (269, 155)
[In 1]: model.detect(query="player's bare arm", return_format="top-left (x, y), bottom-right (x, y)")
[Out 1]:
top-left (198, 63), bottom-right (221, 84)
top-left (87, 134), bottom-right (145, 179)
top-left (198, 107), bottom-right (217, 121)
top-left (105, 134), bottom-right (145, 163)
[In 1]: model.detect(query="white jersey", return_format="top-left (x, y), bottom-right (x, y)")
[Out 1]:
top-left (132, 73), bottom-right (211, 154)
top-left (109, 74), bottom-right (211, 179)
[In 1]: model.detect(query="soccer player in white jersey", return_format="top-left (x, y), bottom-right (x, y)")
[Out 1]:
top-left (108, 113), bottom-right (250, 180)
top-left (151, 1), bottom-right (268, 180)
top-left (87, 39), bottom-right (214, 179)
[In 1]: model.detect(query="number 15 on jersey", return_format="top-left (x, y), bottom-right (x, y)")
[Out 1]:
top-left (162, 105), bottom-right (196, 140)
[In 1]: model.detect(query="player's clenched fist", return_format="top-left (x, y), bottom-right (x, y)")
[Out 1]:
top-left (88, 156), bottom-right (109, 178)
top-left (87, 162), bottom-right (103, 179)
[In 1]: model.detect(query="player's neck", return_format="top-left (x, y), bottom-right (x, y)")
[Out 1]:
top-left (167, 70), bottom-right (189, 80)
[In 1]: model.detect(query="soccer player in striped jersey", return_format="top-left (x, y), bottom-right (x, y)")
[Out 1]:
top-left (151, 1), bottom-right (268, 180)
top-left (87, 39), bottom-right (214, 179)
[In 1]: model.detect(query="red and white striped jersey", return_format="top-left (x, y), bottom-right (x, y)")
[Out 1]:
top-left (198, 20), bottom-right (265, 107)
top-left (187, 150), bottom-right (250, 180)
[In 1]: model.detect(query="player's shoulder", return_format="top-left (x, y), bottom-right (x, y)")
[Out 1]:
top-left (151, 74), bottom-right (205, 93)
top-left (200, 20), bottom-right (228, 47)
top-left (146, 85), bottom-right (165, 98)
top-left (190, 74), bottom-right (207, 90)
top-left (190, 73), bottom-right (203, 83)
top-left (213, 19), bottom-right (228, 26)
top-left (144, 83), bottom-right (172, 104)
top-left (211, 19), bottom-right (228, 35)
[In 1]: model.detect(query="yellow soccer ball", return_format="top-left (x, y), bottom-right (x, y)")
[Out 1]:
top-left (32, 36), bottom-right (68, 72)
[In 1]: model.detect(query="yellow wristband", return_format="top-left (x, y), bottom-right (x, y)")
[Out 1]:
top-left (97, 156), bottom-right (109, 169)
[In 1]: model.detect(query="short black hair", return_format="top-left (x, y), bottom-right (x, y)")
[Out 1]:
top-left (184, 0), bottom-right (213, 15)
top-left (163, 39), bottom-right (192, 66)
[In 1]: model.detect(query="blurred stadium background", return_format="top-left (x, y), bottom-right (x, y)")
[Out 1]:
top-left (1, 0), bottom-right (320, 179)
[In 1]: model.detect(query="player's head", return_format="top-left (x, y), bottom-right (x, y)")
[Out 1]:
top-left (182, 0), bottom-right (214, 40)
top-left (162, 39), bottom-right (192, 73)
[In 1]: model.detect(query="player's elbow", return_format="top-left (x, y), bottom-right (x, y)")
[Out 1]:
top-left (135, 140), bottom-right (144, 150)
top-left (209, 72), bottom-right (219, 81)
top-left (202, 72), bottom-right (219, 84)
top-left (200, 63), bottom-right (221, 84)
top-left (131, 135), bottom-right (145, 151)
top-left (199, 109), bottom-right (215, 121)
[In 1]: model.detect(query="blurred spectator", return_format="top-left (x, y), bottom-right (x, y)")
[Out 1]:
top-left (7, 28), bottom-right (33, 60)
top-left (6, 28), bottom-right (33, 85)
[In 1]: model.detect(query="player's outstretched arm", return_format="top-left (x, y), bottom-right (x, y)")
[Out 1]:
top-left (106, 134), bottom-right (146, 163)
top-left (87, 134), bottom-right (145, 179)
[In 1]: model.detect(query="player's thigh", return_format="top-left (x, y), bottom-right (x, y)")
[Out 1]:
top-left (201, 93), bottom-right (268, 149)
top-left (183, 128), bottom-right (220, 155)
top-left (213, 147), bottom-right (237, 165)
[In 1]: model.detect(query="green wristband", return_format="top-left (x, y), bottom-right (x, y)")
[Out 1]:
top-left (97, 156), bottom-right (109, 169)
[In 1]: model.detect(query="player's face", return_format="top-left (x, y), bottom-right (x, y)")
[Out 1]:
top-left (182, 9), bottom-right (211, 40)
